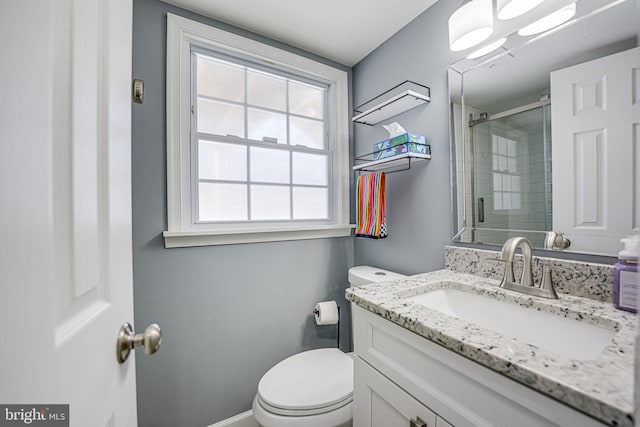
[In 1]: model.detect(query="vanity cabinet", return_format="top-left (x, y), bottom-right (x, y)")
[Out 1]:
top-left (352, 304), bottom-right (608, 427)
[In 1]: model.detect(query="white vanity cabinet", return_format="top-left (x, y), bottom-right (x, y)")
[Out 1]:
top-left (351, 304), bottom-right (609, 427)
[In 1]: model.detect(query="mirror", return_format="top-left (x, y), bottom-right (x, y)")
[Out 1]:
top-left (449, 0), bottom-right (639, 256)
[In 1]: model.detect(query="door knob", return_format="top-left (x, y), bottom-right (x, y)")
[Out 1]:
top-left (116, 322), bottom-right (162, 364)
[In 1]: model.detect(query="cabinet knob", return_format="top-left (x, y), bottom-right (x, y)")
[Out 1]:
top-left (410, 416), bottom-right (427, 427)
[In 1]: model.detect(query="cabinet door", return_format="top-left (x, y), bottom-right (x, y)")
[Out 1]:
top-left (354, 357), bottom-right (439, 427)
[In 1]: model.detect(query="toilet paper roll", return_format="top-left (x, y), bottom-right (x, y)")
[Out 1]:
top-left (314, 301), bottom-right (339, 325)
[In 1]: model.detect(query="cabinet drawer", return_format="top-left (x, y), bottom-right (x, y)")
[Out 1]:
top-left (354, 357), bottom-right (438, 427)
top-left (352, 304), bottom-right (607, 427)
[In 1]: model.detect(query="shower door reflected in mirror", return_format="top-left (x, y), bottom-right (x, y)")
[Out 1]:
top-left (468, 103), bottom-right (552, 248)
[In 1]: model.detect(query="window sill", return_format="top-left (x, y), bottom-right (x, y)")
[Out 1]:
top-left (162, 224), bottom-right (355, 248)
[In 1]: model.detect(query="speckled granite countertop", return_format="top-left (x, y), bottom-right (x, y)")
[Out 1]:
top-left (346, 269), bottom-right (636, 427)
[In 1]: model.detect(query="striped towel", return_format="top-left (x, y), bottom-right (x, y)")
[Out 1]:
top-left (356, 172), bottom-right (388, 239)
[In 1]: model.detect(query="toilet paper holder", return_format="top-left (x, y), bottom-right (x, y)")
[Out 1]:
top-left (313, 305), bottom-right (341, 349)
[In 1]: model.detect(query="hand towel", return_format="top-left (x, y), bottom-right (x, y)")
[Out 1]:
top-left (356, 172), bottom-right (388, 239)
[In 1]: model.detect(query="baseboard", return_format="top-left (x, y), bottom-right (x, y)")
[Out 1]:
top-left (207, 410), bottom-right (259, 427)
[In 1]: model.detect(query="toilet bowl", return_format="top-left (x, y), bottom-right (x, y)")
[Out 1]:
top-left (252, 266), bottom-right (406, 427)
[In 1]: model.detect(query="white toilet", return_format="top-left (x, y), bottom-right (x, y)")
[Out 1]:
top-left (252, 266), bottom-right (406, 427)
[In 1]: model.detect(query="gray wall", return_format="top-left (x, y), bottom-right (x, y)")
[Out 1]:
top-left (131, 1), bottom-right (353, 426)
top-left (353, 1), bottom-right (462, 274)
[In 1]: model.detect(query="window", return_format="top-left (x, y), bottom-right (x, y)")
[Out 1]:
top-left (492, 135), bottom-right (522, 211)
top-left (164, 15), bottom-right (351, 247)
top-left (194, 53), bottom-right (329, 222)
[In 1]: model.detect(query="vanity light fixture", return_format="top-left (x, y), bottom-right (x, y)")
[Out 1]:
top-left (518, 2), bottom-right (577, 36)
top-left (448, 0), bottom-right (494, 52)
top-left (497, 0), bottom-right (545, 20)
top-left (466, 37), bottom-right (508, 59)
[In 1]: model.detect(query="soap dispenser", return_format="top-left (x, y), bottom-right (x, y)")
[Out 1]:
top-left (613, 235), bottom-right (639, 313)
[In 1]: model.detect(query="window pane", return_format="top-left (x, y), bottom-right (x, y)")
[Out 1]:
top-left (251, 185), bottom-right (290, 220)
top-left (293, 187), bottom-right (328, 219)
top-left (248, 108), bottom-right (287, 143)
top-left (250, 147), bottom-right (290, 184)
top-left (512, 175), bottom-right (521, 191)
top-left (497, 137), bottom-right (507, 155)
top-left (199, 182), bottom-right (247, 221)
top-left (493, 173), bottom-right (501, 190)
top-left (503, 175), bottom-right (511, 191)
top-left (199, 140), bottom-right (246, 181)
top-left (289, 81), bottom-right (324, 119)
top-left (196, 55), bottom-right (244, 102)
top-left (498, 154), bottom-right (507, 171)
top-left (197, 98), bottom-right (244, 137)
top-left (512, 192), bottom-right (521, 210)
top-left (247, 70), bottom-right (286, 111)
top-left (503, 192), bottom-right (512, 210)
top-left (292, 152), bottom-right (327, 186)
top-left (494, 192), bottom-right (503, 210)
top-left (290, 116), bottom-right (324, 149)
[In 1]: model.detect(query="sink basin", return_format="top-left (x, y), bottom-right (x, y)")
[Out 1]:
top-left (408, 288), bottom-right (616, 360)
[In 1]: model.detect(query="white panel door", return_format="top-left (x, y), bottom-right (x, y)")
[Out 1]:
top-left (0, 1), bottom-right (137, 426)
top-left (551, 47), bottom-right (640, 254)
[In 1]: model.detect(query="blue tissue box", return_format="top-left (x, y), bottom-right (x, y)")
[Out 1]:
top-left (373, 133), bottom-right (427, 160)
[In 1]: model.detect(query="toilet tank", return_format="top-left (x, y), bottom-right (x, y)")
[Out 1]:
top-left (348, 265), bottom-right (406, 287)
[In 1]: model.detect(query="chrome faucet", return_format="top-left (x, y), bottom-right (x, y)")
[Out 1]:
top-left (494, 237), bottom-right (560, 299)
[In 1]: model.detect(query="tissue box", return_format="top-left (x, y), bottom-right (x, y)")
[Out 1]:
top-left (373, 133), bottom-right (427, 160)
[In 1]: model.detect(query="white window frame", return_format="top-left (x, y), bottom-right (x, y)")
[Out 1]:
top-left (163, 14), bottom-right (352, 248)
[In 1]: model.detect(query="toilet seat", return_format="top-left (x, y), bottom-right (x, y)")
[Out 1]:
top-left (256, 348), bottom-right (353, 417)
top-left (252, 395), bottom-right (352, 427)
top-left (256, 393), bottom-right (352, 417)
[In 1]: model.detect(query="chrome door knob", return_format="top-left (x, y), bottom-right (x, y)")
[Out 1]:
top-left (116, 322), bottom-right (162, 364)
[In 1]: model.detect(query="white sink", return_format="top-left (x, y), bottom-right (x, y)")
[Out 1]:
top-left (408, 288), bottom-right (616, 360)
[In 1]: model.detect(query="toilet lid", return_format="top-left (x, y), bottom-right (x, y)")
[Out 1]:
top-left (257, 348), bottom-right (353, 413)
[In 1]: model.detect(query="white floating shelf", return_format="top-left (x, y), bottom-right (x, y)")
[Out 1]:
top-left (352, 89), bottom-right (430, 126)
top-left (353, 152), bottom-right (431, 172)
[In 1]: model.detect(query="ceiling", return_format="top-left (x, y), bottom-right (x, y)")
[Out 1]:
top-left (160, 0), bottom-right (440, 66)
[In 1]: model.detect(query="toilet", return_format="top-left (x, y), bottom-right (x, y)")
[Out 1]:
top-left (252, 266), bottom-right (406, 427)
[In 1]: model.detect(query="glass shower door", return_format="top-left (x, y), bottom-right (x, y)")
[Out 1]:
top-left (471, 105), bottom-right (551, 246)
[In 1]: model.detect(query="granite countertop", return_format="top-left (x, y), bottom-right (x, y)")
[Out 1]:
top-left (345, 269), bottom-right (637, 427)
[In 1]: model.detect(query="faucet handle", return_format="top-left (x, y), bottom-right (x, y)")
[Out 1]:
top-left (537, 265), bottom-right (570, 299)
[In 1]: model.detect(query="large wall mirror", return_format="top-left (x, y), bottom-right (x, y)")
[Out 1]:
top-left (449, 0), bottom-right (639, 256)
